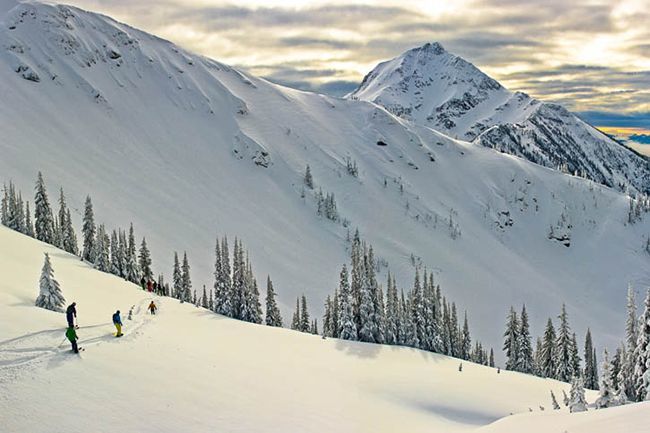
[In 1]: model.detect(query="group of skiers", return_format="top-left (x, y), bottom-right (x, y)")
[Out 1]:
top-left (140, 277), bottom-right (164, 295)
top-left (64, 300), bottom-right (157, 353)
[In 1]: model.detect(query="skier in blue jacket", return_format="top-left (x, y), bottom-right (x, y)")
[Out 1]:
top-left (112, 310), bottom-right (123, 337)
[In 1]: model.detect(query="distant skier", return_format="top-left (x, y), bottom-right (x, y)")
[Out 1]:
top-left (152, 280), bottom-right (158, 295)
top-left (66, 302), bottom-right (77, 328)
top-left (146, 280), bottom-right (153, 293)
top-left (148, 301), bottom-right (157, 315)
top-left (112, 310), bottom-right (123, 337)
top-left (66, 325), bottom-right (79, 353)
top-left (140, 277), bottom-right (146, 291)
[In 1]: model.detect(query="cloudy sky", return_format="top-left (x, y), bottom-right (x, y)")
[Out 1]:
top-left (65, 0), bottom-right (650, 151)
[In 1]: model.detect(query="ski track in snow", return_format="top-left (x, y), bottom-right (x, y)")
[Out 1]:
top-left (0, 296), bottom-right (154, 384)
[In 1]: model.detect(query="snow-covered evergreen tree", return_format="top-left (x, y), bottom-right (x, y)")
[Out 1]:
top-left (125, 224), bottom-right (140, 283)
top-left (181, 252), bottom-right (192, 303)
top-left (570, 332), bottom-right (581, 379)
top-left (265, 276), bottom-right (283, 327)
top-left (554, 304), bottom-right (574, 382)
top-left (623, 284), bottom-right (638, 399)
top-left (584, 329), bottom-right (599, 390)
top-left (569, 376), bottom-right (588, 413)
top-left (291, 297), bottom-right (301, 331)
top-left (94, 224), bottom-right (110, 272)
top-left (503, 306), bottom-right (520, 371)
top-left (81, 195), bottom-right (96, 262)
top-left (24, 200), bottom-right (34, 238)
top-left (385, 272), bottom-right (398, 345)
top-left (489, 348), bottom-right (495, 368)
top-left (172, 252), bottom-right (182, 299)
top-left (214, 237), bottom-right (233, 317)
top-left (541, 318), bottom-right (556, 378)
top-left (300, 295), bottom-right (310, 333)
top-left (460, 311), bottom-right (471, 361)
top-left (35, 253), bottom-right (66, 312)
top-left (304, 164), bottom-right (314, 189)
top-left (138, 237), bottom-right (153, 280)
top-left (110, 230), bottom-right (121, 276)
top-left (633, 288), bottom-right (650, 401)
top-left (596, 349), bottom-right (614, 408)
top-left (323, 295), bottom-right (333, 337)
top-left (338, 264), bottom-right (357, 340)
top-left (34, 172), bottom-right (55, 244)
top-left (516, 304), bottom-right (534, 373)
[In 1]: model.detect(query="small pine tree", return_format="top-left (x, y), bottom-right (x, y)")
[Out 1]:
top-left (81, 195), bottom-right (96, 262)
top-left (300, 295), bottom-right (310, 333)
top-left (304, 164), bottom-right (314, 189)
top-left (291, 297), bottom-right (300, 330)
top-left (181, 252), bottom-right (192, 303)
top-left (596, 349), bottom-right (614, 408)
top-left (569, 376), bottom-right (588, 413)
top-left (503, 306), bottom-right (520, 370)
top-left (172, 252), bottom-right (182, 299)
top-left (138, 237), bottom-right (153, 280)
top-left (35, 253), bottom-right (65, 312)
top-left (265, 276), bottom-right (283, 327)
top-left (550, 390), bottom-right (561, 410)
top-left (34, 172), bottom-right (55, 244)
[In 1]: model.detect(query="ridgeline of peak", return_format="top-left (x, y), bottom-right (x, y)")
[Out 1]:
top-left (349, 43), bottom-right (650, 193)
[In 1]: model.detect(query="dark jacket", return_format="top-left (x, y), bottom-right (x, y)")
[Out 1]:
top-left (66, 304), bottom-right (77, 323)
top-left (112, 312), bottom-right (122, 325)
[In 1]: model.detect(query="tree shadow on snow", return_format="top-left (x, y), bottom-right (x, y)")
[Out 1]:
top-left (334, 338), bottom-right (382, 359)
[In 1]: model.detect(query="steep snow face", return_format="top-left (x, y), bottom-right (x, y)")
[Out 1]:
top-left (349, 43), bottom-right (650, 194)
top-left (0, 1), bottom-right (649, 356)
top-left (4, 224), bottom-right (647, 433)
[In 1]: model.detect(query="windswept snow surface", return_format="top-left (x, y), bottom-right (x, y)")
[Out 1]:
top-left (4, 225), bottom-right (648, 433)
top-left (0, 1), bottom-right (649, 356)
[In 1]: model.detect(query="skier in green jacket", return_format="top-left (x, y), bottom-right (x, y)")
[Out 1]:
top-left (66, 326), bottom-right (79, 353)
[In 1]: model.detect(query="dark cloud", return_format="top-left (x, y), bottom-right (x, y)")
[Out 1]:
top-left (577, 112), bottom-right (650, 128)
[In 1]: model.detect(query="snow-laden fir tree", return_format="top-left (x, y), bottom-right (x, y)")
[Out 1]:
top-left (139, 237), bottom-right (153, 281)
top-left (35, 253), bottom-right (66, 312)
top-left (110, 230), bottom-right (121, 276)
top-left (291, 297), bottom-right (301, 330)
top-left (81, 195), bottom-right (96, 262)
top-left (231, 238), bottom-right (246, 319)
top-left (94, 224), bottom-right (110, 272)
top-left (311, 319), bottom-right (318, 335)
top-left (540, 318), bottom-right (556, 378)
top-left (570, 332), bottom-right (581, 379)
top-left (57, 188), bottom-right (78, 255)
top-left (338, 264), bottom-right (357, 340)
top-left (550, 390), bottom-right (560, 410)
top-left (489, 348), bottom-right (495, 368)
top-left (323, 295), bottom-right (333, 336)
top-left (633, 288), bottom-right (650, 401)
top-left (384, 272), bottom-right (398, 345)
top-left (503, 306), bottom-right (520, 371)
top-left (265, 276), bottom-right (283, 327)
top-left (554, 304), bottom-right (574, 382)
top-left (460, 312), bottom-right (472, 361)
top-left (596, 348), bottom-right (614, 408)
top-left (172, 252), bottom-right (182, 299)
top-left (623, 285), bottom-right (638, 399)
top-left (181, 252), bottom-right (192, 303)
top-left (212, 238), bottom-right (227, 314)
top-left (34, 172), bottom-right (55, 244)
top-left (300, 294), bottom-right (310, 333)
top-left (584, 329), bottom-right (599, 390)
top-left (24, 201), bottom-right (34, 238)
top-left (569, 375), bottom-right (588, 413)
top-left (516, 304), bottom-right (534, 373)
top-left (125, 224), bottom-right (140, 283)
top-left (403, 291), bottom-right (419, 348)
top-left (201, 285), bottom-right (209, 309)
top-left (304, 164), bottom-right (314, 189)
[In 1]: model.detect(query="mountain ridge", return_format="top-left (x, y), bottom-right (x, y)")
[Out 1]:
top-left (348, 42), bottom-right (650, 194)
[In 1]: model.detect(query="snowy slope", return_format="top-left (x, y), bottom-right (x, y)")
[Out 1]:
top-left (349, 43), bottom-right (650, 194)
top-left (3, 225), bottom-right (649, 433)
top-left (0, 0), bottom-right (649, 356)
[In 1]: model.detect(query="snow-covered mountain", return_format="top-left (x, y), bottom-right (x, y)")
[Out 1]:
top-left (0, 0), bottom-right (649, 357)
top-left (2, 225), bottom-right (648, 433)
top-left (348, 43), bottom-right (650, 194)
